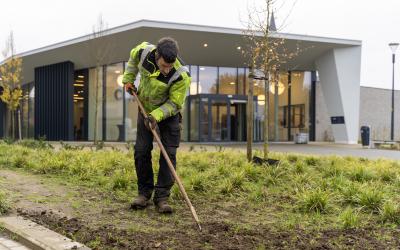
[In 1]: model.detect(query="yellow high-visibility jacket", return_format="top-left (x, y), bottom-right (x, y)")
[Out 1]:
top-left (122, 42), bottom-right (191, 122)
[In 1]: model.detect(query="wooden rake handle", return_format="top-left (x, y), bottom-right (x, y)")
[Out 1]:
top-left (129, 90), bottom-right (202, 231)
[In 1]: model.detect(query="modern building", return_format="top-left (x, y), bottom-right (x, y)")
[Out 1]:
top-left (0, 20), bottom-right (363, 144)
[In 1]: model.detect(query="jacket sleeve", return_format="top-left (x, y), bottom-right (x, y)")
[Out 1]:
top-left (150, 73), bottom-right (191, 122)
top-left (122, 43), bottom-right (145, 84)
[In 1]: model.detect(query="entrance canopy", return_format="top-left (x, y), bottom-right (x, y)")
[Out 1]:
top-left (8, 19), bottom-right (361, 84)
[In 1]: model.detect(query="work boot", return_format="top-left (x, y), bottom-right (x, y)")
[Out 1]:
top-left (155, 200), bottom-right (173, 214)
top-left (130, 195), bottom-right (150, 210)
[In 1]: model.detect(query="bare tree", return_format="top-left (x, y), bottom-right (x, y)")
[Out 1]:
top-left (243, 0), bottom-right (301, 162)
top-left (0, 31), bottom-right (23, 140)
top-left (89, 14), bottom-right (114, 144)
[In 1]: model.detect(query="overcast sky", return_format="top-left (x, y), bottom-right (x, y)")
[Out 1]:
top-left (1, 0), bottom-right (400, 89)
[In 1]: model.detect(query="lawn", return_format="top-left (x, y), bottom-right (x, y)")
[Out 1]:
top-left (0, 140), bottom-right (400, 249)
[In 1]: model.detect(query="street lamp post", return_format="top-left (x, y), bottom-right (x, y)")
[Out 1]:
top-left (389, 43), bottom-right (399, 141)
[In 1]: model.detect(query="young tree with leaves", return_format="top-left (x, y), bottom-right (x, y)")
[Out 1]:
top-left (0, 31), bottom-right (23, 140)
top-left (243, 0), bottom-right (301, 162)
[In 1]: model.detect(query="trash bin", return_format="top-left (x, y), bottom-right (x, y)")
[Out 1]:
top-left (294, 133), bottom-right (309, 144)
top-left (360, 126), bottom-right (370, 147)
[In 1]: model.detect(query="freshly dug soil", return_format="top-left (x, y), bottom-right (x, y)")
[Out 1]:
top-left (19, 208), bottom-right (400, 250)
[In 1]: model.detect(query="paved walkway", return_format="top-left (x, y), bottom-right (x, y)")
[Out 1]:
top-left (180, 142), bottom-right (400, 160)
top-left (0, 234), bottom-right (30, 250)
top-left (48, 141), bottom-right (400, 161)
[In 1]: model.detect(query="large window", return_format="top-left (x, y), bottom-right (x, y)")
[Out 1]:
top-left (20, 85), bottom-right (29, 139)
top-left (189, 97), bottom-right (199, 141)
top-left (105, 63), bottom-right (124, 141)
top-left (125, 63), bottom-right (140, 141)
top-left (219, 67), bottom-right (237, 95)
top-left (88, 67), bottom-right (103, 141)
top-left (281, 104), bottom-right (305, 128)
top-left (19, 83), bottom-right (35, 139)
top-left (189, 65), bottom-right (199, 95)
top-left (238, 68), bottom-right (246, 95)
top-left (199, 67), bottom-right (217, 94)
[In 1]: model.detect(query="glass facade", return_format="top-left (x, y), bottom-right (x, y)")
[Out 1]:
top-left (18, 82), bottom-right (34, 139)
top-left (16, 83), bottom-right (35, 139)
top-left (125, 64), bottom-right (140, 141)
top-left (105, 63), bottom-right (124, 141)
top-left (88, 67), bottom-right (103, 141)
top-left (189, 65), bottom-right (199, 95)
top-left (198, 67), bottom-right (217, 94)
top-left (21, 85), bottom-right (29, 138)
top-left (218, 67), bottom-right (237, 95)
top-left (13, 60), bottom-right (311, 143)
top-left (186, 67), bottom-right (311, 142)
top-left (73, 71), bottom-right (87, 140)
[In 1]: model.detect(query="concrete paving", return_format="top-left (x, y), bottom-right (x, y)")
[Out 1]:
top-left (180, 142), bottom-right (400, 160)
top-left (0, 216), bottom-right (90, 250)
top-left (0, 234), bottom-right (30, 250)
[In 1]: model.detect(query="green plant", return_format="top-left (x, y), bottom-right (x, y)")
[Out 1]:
top-left (379, 201), bottom-right (400, 224)
top-left (243, 164), bottom-right (261, 182)
top-left (349, 166), bottom-right (375, 182)
top-left (322, 163), bottom-right (342, 178)
top-left (231, 172), bottom-right (245, 191)
top-left (112, 170), bottom-right (132, 190)
top-left (219, 179), bottom-right (234, 195)
top-left (340, 183), bottom-right (360, 205)
top-left (95, 141), bottom-right (105, 151)
top-left (339, 207), bottom-right (360, 229)
top-left (298, 189), bottom-right (330, 213)
top-left (294, 161), bottom-right (306, 174)
top-left (0, 191), bottom-right (10, 215)
top-left (17, 139), bottom-right (53, 149)
top-left (304, 156), bottom-right (319, 166)
top-left (189, 174), bottom-right (208, 192)
top-left (264, 165), bottom-right (285, 186)
top-left (60, 141), bottom-right (84, 151)
top-left (287, 154), bottom-right (298, 163)
top-left (3, 137), bottom-right (15, 145)
top-left (378, 168), bottom-right (397, 183)
top-left (125, 141), bottom-right (134, 151)
top-left (248, 185), bottom-right (268, 202)
top-left (357, 188), bottom-right (384, 212)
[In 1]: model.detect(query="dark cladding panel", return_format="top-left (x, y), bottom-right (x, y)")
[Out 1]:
top-left (0, 99), bottom-right (5, 138)
top-left (34, 61), bottom-right (74, 140)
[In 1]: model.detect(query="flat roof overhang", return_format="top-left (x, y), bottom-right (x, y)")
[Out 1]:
top-left (3, 20), bottom-right (362, 84)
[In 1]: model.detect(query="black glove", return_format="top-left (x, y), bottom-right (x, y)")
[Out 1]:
top-left (144, 115), bottom-right (157, 131)
top-left (125, 83), bottom-right (137, 95)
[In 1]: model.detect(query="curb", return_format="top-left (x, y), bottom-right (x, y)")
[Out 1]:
top-left (0, 216), bottom-right (90, 250)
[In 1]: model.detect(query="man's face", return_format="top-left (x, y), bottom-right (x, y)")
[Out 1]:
top-left (156, 56), bottom-right (174, 76)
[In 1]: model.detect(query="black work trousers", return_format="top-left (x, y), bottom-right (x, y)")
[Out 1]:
top-left (134, 113), bottom-right (181, 202)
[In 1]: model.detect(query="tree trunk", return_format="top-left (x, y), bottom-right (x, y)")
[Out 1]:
top-left (247, 70), bottom-right (254, 162)
top-left (18, 109), bottom-right (22, 140)
top-left (11, 110), bottom-right (14, 140)
top-left (263, 75), bottom-right (269, 160)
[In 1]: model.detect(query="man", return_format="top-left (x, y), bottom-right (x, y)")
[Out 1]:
top-left (122, 37), bottom-right (190, 213)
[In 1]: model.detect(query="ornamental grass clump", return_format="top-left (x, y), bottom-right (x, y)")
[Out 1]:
top-left (357, 188), bottom-right (384, 212)
top-left (379, 201), bottom-right (400, 224)
top-left (339, 207), bottom-right (360, 229)
top-left (0, 191), bottom-right (10, 215)
top-left (298, 188), bottom-right (330, 213)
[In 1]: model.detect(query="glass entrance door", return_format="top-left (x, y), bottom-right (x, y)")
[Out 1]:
top-left (189, 94), bottom-right (260, 142)
top-left (211, 100), bottom-right (229, 141)
top-left (230, 101), bottom-right (247, 141)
